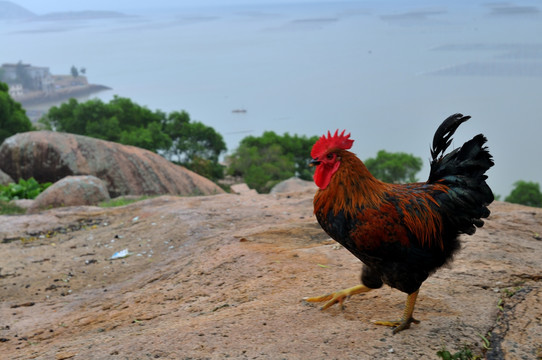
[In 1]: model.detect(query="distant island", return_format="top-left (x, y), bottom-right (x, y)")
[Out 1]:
top-left (0, 0), bottom-right (35, 19)
top-left (0, 1), bottom-right (130, 21)
top-left (33, 11), bottom-right (131, 21)
top-left (0, 62), bottom-right (110, 108)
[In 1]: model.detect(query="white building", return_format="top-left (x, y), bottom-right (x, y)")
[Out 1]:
top-left (1, 62), bottom-right (54, 92)
top-left (7, 83), bottom-right (23, 97)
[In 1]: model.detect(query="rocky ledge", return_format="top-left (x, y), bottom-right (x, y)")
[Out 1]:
top-left (0, 192), bottom-right (540, 359)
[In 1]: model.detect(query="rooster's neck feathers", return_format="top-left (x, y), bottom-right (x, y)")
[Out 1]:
top-left (314, 151), bottom-right (388, 216)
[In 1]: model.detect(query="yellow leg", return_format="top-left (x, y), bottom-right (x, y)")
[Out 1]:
top-left (303, 284), bottom-right (372, 310)
top-left (374, 289), bottom-right (420, 334)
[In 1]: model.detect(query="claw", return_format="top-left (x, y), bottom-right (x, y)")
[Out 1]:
top-left (374, 290), bottom-right (421, 334)
top-left (304, 284), bottom-right (371, 310)
top-left (304, 292), bottom-right (347, 310)
top-left (305, 286), bottom-right (423, 334)
top-left (374, 317), bottom-right (420, 334)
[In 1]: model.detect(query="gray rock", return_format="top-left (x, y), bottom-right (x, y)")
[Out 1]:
top-left (270, 177), bottom-right (317, 194)
top-left (0, 168), bottom-right (13, 185)
top-left (27, 175), bottom-right (110, 213)
top-left (10, 199), bottom-right (34, 210)
top-left (0, 131), bottom-right (224, 197)
top-left (230, 183), bottom-right (258, 195)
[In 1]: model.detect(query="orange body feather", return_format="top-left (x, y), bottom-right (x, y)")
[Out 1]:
top-left (313, 150), bottom-right (448, 251)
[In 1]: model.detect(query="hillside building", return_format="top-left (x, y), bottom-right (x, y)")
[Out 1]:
top-left (0, 62), bottom-right (54, 93)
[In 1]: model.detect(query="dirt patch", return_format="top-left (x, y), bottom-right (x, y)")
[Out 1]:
top-left (1, 194), bottom-right (541, 359)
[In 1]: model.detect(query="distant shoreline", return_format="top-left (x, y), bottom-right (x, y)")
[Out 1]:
top-left (16, 84), bottom-right (111, 107)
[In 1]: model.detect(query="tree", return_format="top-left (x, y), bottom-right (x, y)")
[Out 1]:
top-left (40, 96), bottom-right (171, 151)
top-left (277, 132), bottom-right (319, 181)
top-left (505, 180), bottom-right (542, 208)
top-left (227, 131), bottom-right (318, 193)
top-left (39, 96), bottom-right (226, 180)
top-left (0, 81), bottom-right (33, 144)
top-left (71, 65), bottom-right (79, 78)
top-left (364, 150), bottom-right (423, 183)
top-left (163, 113), bottom-right (226, 180)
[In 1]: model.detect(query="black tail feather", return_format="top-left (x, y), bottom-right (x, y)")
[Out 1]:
top-left (430, 113), bottom-right (470, 162)
top-left (427, 114), bottom-right (494, 235)
top-left (428, 115), bottom-right (494, 186)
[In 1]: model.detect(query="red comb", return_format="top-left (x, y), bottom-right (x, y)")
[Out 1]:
top-left (311, 129), bottom-right (354, 158)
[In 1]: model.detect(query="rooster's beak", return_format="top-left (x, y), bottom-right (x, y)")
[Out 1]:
top-left (309, 158), bottom-right (321, 167)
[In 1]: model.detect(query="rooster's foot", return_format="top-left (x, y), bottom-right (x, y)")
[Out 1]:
top-left (375, 290), bottom-right (421, 334)
top-left (303, 284), bottom-right (371, 310)
top-left (374, 317), bottom-right (420, 334)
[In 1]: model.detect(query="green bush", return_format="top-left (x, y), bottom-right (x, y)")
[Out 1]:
top-left (0, 81), bottom-right (34, 144)
top-left (505, 180), bottom-right (542, 207)
top-left (0, 178), bottom-right (52, 201)
top-left (227, 131), bottom-right (318, 193)
top-left (437, 345), bottom-right (481, 360)
top-left (364, 150), bottom-right (423, 183)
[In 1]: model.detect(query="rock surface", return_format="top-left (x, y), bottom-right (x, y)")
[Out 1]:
top-left (0, 195), bottom-right (540, 359)
top-left (27, 175), bottom-right (110, 214)
top-left (0, 131), bottom-right (224, 197)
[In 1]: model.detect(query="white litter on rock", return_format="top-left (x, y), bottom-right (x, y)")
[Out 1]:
top-left (111, 248), bottom-right (130, 259)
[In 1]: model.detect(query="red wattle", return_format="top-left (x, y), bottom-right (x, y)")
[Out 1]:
top-left (314, 162), bottom-right (340, 190)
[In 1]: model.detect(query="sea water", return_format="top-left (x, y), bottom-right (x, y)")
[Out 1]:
top-left (1, 1), bottom-right (541, 197)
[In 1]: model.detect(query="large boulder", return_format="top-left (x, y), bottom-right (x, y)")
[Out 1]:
top-left (0, 131), bottom-right (224, 197)
top-left (270, 177), bottom-right (317, 194)
top-left (27, 175), bottom-right (110, 214)
top-left (0, 168), bottom-right (13, 185)
top-left (230, 183), bottom-right (258, 196)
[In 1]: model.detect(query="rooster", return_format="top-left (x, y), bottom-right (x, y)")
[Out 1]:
top-left (304, 114), bottom-right (494, 333)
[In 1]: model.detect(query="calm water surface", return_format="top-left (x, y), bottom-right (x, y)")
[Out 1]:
top-left (2, 1), bottom-right (542, 197)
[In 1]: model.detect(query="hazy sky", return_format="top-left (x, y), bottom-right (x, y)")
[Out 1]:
top-left (4, 0), bottom-right (542, 197)
top-left (12, 0), bottom-right (347, 13)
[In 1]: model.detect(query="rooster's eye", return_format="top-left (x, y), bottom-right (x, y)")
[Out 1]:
top-left (326, 153), bottom-right (334, 160)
